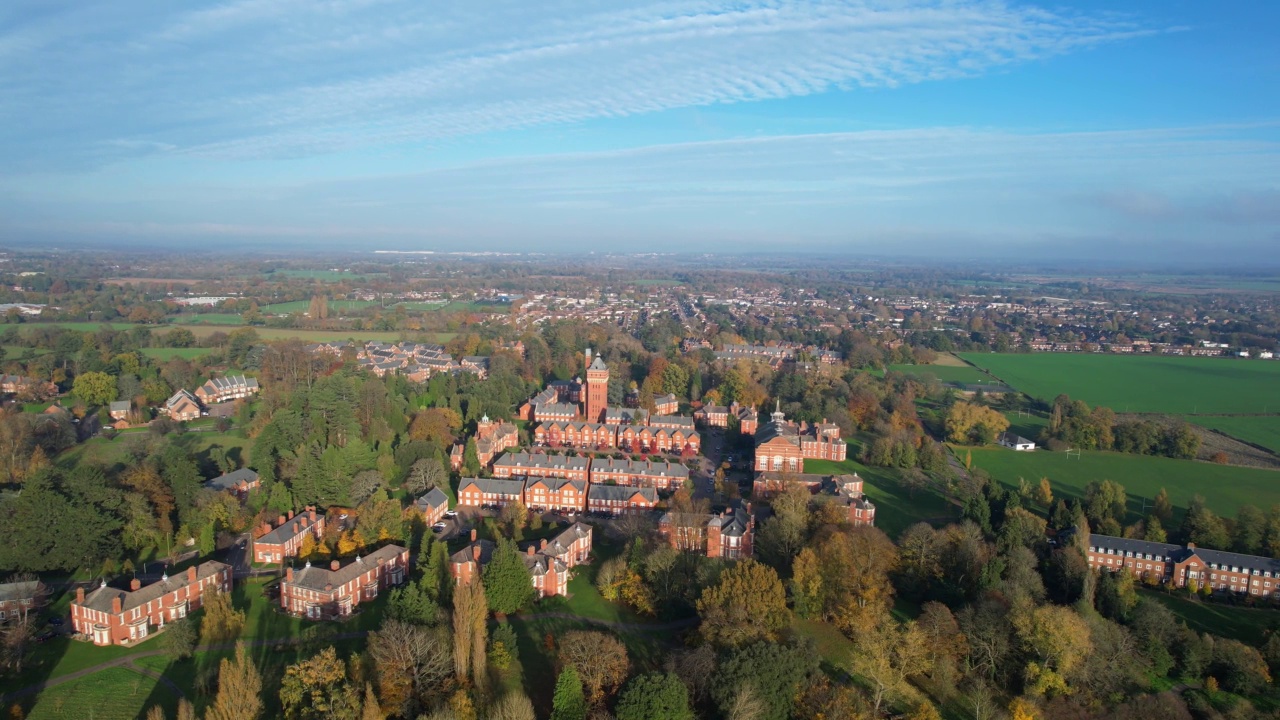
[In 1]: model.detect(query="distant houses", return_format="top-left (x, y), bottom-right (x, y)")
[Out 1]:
top-left (194, 375), bottom-right (259, 405)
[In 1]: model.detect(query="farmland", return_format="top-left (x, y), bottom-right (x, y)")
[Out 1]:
top-left (887, 363), bottom-right (993, 385)
top-left (964, 445), bottom-right (1280, 521)
top-left (958, 352), bottom-right (1280, 415)
top-left (1190, 415), bottom-right (1280, 454)
top-left (15, 322), bottom-right (452, 344)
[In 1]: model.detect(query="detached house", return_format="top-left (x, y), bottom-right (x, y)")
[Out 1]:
top-left (195, 375), bottom-right (260, 405)
top-left (71, 562), bottom-right (232, 646)
top-left (204, 468), bottom-right (260, 500)
top-left (659, 503), bottom-right (754, 559)
top-left (0, 579), bottom-right (44, 623)
top-left (414, 487), bottom-right (450, 526)
top-left (253, 508), bottom-right (325, 564)
top-left (280, 545), bottom-right (408, 620)
top-left (164, 390), bottom-right (202, 422)
top-left (109, 401), bottom-right (131, 422)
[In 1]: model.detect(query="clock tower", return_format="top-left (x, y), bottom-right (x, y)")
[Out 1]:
top-left (584, 349), bottom-right (609, 423)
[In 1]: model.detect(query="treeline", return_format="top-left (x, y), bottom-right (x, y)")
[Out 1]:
top-left (1041, 394), bottom-right (1201, 459)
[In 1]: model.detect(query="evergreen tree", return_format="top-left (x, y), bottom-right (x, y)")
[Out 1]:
top-left (550, 666), bottom-right (587, 720)
top-left (614, 672), bottom-right (694, 720)
top-left (483, 538), bottom-right (534, 615)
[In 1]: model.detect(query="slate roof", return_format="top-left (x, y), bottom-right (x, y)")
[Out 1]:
top-left (1089, 533), bottom-right (1280, 574)
top-left (258, 513), bottom-right (320, 546)
top-left (165, 389), bottom-right (200, 410)
top-left (493, 451), bottom-right (590, 473)
top-left (0, 580), bottom-right (40, 603)
top-left (289, 545), bottom-right (406, 592)
top-left (450, 538), bottom-right (496, 566)
top-left (524, 476), bottom-right (587, 493)
top-left (205, 468), bottom-right (259, 491)
top-left (458, 477), bottom-right (526, 496)
top-left (80, 561), bottom-right (229, 614)
top-left (589, 356), bottom-right (609, 371)
top-left (415, 487), bottom-right (449, 512)
top-left (588, 484), bottom-right (657, 504)
top-left (590, 457), bottom-right (689, 479)
top-left (109, 401), bottom-right (130, 413)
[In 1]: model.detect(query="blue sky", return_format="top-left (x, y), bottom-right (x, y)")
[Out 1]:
top-left (1, 0), bottom-right (1277, 259)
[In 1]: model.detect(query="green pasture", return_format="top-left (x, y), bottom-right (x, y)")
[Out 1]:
top-left (23, 666), bottom-right (179, 720)
top-left (139, 347), bottom-right (210, 361)
top-left (1144, 590), bottom-right (1280, 643)
top-left (958, 352), bottom-right (1280, 415)
top-left (964, 445), bottom-right (1280, 521)
top-left (263, 300), bottom-right (381, 315)
top-left (1190, 415), bottom-right (1280, 453)
top-left (802, 441), bottom-right (958, 539)
top-left (397, 301), bottom-right (511, 314)
top-left (57, 431), bottom-right (250, 471)
top-left (887, 363), bottom-right (992, 385)
top-left (14, 322), bottom-right (452, 344)
top-left (169, 313), bottom-right (244, 325)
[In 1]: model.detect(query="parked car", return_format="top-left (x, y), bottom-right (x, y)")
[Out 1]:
top-left (432, 522), bottom-right (448, 533)
top-left (47, 616), bottom-right (63, 626)
top-left (36, 631), bottom-right (56, 643)
top-left (444, 510), bottom-right (458, 519)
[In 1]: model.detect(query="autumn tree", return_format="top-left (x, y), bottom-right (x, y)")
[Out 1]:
top-left (852, 618), bottom-right (933, 714)
top-left (696, 559), bottom-right (788, 648)
top-left (206, 644), bottom-right (263, 720)
top-left (280, 646), bottom-right (361, 720)
top-left (1015, 604), bottom-right (1093, 697)
top-left (73, 371), bottom-right (117, 407)
top-left (808, 527), bottom-right (899, 635)
top-left (451, 577), bottom-right (488, 685)
top-left (945, 402), bottom-right (1010, 445)
top-left (368, 620), bottom-right (452, 717)
top-left (200, 589), bottom-right (245, 645)
top-left (557, 630), bottom-right (630, 705)
top-left (405, 458), bottom-right (448, 496)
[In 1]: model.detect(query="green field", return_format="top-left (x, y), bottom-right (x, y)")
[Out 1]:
top-left (139, 347), bottom-right (211, 361)
top-left (802, 442), bottom-right (958, 538)
top-left (263, 300), bottom-right (381, 315)
top-left (959, 353), bottom-right (1280, 415)
top-left (1190, 416), bottom-right (1280, 453)
top-left (23, 666), bottom-right (178, 720)
top-left (965, 446), bottom-right (1280, 521)
top-left (1145, 590), bottom-right (1280, 643)
top-left (887, 363), bottom-right (993, 385)
top-left (57, 431), bottom-right (251, 470)
top-left (397, 301), bottom-right (510, 314)
top-left (170, 313), bottom-right (245, 325)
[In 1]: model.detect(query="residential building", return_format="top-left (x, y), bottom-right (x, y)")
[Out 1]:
top-left (1086, 534), bottom-right (1280, 597)
top-left (109, 401), bottom-right (131, 421)
top-left (450, 524), bottom-right (592, 599)
top-left (492, 451), bottom-right (590, 482)
top-left (474, 415), bottom-right (519, 466)
top-left (449, 531), bottom-right (495, 587)
top-left (659, 503), bottom-right (754, 559)
top-left (72, 563), bottom-right (231, 646)
top-left (589, 457), bottom-right (689, 491)
top-left (414, 487), bottom-right (450, 526)
top-left (535, 421), bottom-right (617, 450)
top-left (194, 375), bottom-right (260, 405)
top-left (604, 407), bottom-right (648, 426)
top-left (587, 484), bottom-right (658, 515)
top-left (204, 468), bottom-right (260, 499)
top-left (457, 477), bottom-right (526, 509)
top-left (654, 394), bottom-right (679, 415)
top-left (0, 375), bottom-right (56, 397)
top-left (0, 579), bottom-right (44, 623)
top-left (279, 545), bottom-right (408, 620)
top-left (523, 476), bottom-right (587, 513)
top-left (253, 508), bottom-right (325, 564)
top-left (164, 389), bottom-right (202, 422)
top-left (694, 401), bottom-right (758, 434)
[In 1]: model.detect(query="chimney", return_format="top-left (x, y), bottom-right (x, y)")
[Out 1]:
top-left (540, 539), bottom-right (548, 550)
top-left (277, 515), bottom-right (286, 527)
top-left (187, 566), bottom-right (197, 583)
top-left (287, 510), bottom-right (295, 520)
top-left (111, 595), bottom-right (122, 614)
top-left (527, 546), bottom-right (535, 556)
top-left (261, 522), bottom-right (271, 536)
top-left (470, 528), bottom-right (477, 542)
top-left (76, 587), bottom-right (85, 604)
top-left (331, 560), bottom-right (340, 571)
top-left (1187, 542), bottom-right (1197, 550)
top-left (472, 545), bottom-right (481, 561)
top-left (286, 567), bottom-right (294, 582)
top-left (130, 578), bottom-right (142, 591)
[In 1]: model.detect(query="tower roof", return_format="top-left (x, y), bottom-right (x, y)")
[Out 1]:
top-left (589, 356), bottom-right (608, 371)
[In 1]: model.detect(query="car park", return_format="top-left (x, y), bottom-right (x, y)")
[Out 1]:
top-left (432, 522), bottom-right (448, 532)
top-left (444, 510), bottom-right (458, 519)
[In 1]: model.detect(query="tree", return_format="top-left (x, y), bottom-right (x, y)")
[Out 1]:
top-left (852, 618), bottom-right (933, 714)
top-left (361, 684), bottom-right (384, 720)
top-left (498, 502), bottom-right (529, 538)
top-left (387, 582), bottom-right (441, 626)
top-left (73, 371), bottom-right (117, 407)
top-left (710, 640), bottom-right (819, 720)
top-left (614, 672), bottom-right (694, 720)
top-left (1016, 604), bottom-right (1093, 697)
top-left (1152, 488), bottom-right (1174, 526)
top-left (1034, 478), bottom-right (1053, 508)
top-left (351, 470), bottom-right (385, 506)
top-left (487, 692), bottom-right (536, 720)
top-left (696, 559), bottom-right (788, 647)
top-left (279, 646), bottom-right (361, 720)
top-left (945, 402), bottom-right (1009, 445)
top-left (483, 538), bottom-right (535, 615)
top-left (451, 578), bottom-right (488, 683)
top-left (405, 458), bottom-right (447, 496)
top-left (367, 620), bottom-right (452, 717)
top-left (206, 644), bottom-right (263, 720)
top-left (557, 630), bottom-right (630, 705)
top-left (163, 617), bottom-right (196, 661)
top-left (550, 666), bottom-right (587, 720)
top-left (201, 589), bottom-right (245, 644)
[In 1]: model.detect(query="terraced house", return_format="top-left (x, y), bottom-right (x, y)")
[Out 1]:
top-left (457, 477), bottom-right (527, 510)
top-left (586, 484), bottom-right (658, 515)
top-left (280, 545), bottom-right (408, 620)
top-left (492, 451), bottom-right (590, 482)
top-left (72, 562), bottom-right (231, 646)
top-left (1086, 534), bottom-right (1280, 597)
top-left (523, 476), bottom-right (588, 513)
top-left (194, 374), bottom-right (260, 404)
top-left (588, 457), bottom-right (689, 491)
top-left (253, 508), bottom-right (325, 563)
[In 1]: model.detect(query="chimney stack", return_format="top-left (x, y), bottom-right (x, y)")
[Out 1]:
top-left (286, 567), bottom-right (294, 582)
top-left (470, 528), bottom-right (477, 542)
top-left (472, 545), bottom-right (481, 561)
top-left (76, 587), bottom-right (85, 604)
top-left (540, 539), bottom-right (548, 550)
top-left (130, 578), bottom-right (142, 591)
top-left (527, 546), bottom-right (535, 556)
top-left (111, 596), bottom-right (122, 614)
top-left (287, 510), bottom-right (295, 520)
top-left (331, 560), bottom-right (340, 571)
top-left (187, 566), bottom-right (197, 583)
top-left (277, 515), bottom-right (286, 527)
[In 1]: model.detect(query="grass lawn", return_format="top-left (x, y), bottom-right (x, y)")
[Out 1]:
top-left (792, 618), bottom-right (857, 670)
top-left (16, 322), bottom-right (452, 344)
top-left (801, 442), bottom-right (958, 539)
top-left (964, 445), bottom-right (1280, 522)
top-left (1144, 590), bottom-right (1280, 643)
top-left (57, 430), bottom-right (250, 471)
top-left (958, 352), bottom-right (1280, 415)
top-left (2, 344), bottom-right (51, 358)
top-left (887, 363), bottom-right (992, 385)
top-left (1189, 415), bottom-right (1280, 453)
top-left (139, 347), bottom-right (211, 360)
top-left (169, 313), bottom-right (245, 325)
top-left (22, 666), bottom-right (178, 720)
top-left (262, 300), bottom-right (382, 315)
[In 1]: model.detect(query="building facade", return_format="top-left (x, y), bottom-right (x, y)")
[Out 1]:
top-left (492, 451), bottom-right (590, 482)
top-left (585, 351), bottom-right (609, 423)
top-left (280, 545), bottom-right (408, 620)
top-left (72, 563), bottom-right (231, 646)
top-left (253, 508), bottom-right (325, 564)
top-left (658, 503), bottom-right (754, 559)
top-left (1086, 534), bottom-right (1280, 597)
top-left (586, 484), bottom-right (658, 515)
top-left (194, 375), bottom-right (260, 405)
top-left (457, 477), bottom-right (527, 509)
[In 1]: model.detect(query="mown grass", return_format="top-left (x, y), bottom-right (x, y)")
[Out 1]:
top-left (1189, 415), bottom-right (1280, 454)
top-left (1144, 589), bottom-right (1280, 643)
top-left (23, 666), bottom-right (178, 720)
top-left (964, 445), bottom-right (1280, 522)
top-left (169, 313), bottom-right (245, 325)
top-left (14, 322), bottom-right (454, 344)
top-left (887, 363), bottom-right (993, 385)
top-left (139, 347), bottom-right (211, 360)
top-left (958, 352), bottom-right (1280, 415)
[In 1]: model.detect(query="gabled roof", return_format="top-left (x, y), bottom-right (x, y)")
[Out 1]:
top-left (109, 401), bottom-right (130, 413)
top-left (80, 561), bottom-right (229, 614)
top-left (205, 467), bottom-right (259, 491)
top-left (258, 513), bottom-right (320, 546)
top-left (165, 389), bottom-right (200, 410)
top-left (450, 538), bottom-right (496, 566)
top-left (524, 476), bottom-right (586, 493)
top-left (288, 545), bottom-right (406, 592)
top-left (458, 477), bottom-right (526, 496)
top-left (415, 487), bottom-right (449, 512)
top-left (0, 580), bottom-right (40, 603)
top-left (588, 484), bottom-right (657, 503)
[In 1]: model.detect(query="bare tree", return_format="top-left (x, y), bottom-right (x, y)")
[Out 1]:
top-left (726, 683), bottom-right (766, 720)
top-left (351, 470), bottom-right (386, 506)
top-left (406, 458), bottom-right (447, 496)
top-left (368, 619), bottom-right (453, 716)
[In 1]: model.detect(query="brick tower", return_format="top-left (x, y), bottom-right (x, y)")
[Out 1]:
top-left (584, 349), bottom-right (609, 423)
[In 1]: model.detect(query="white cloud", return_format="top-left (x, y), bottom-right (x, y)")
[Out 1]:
top-left (0, 0), bottom-right (1155, 164)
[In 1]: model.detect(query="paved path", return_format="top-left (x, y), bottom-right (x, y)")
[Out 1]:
top-left (0, 633), bottom-right (369, 706)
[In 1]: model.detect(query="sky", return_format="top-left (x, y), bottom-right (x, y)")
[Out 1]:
top-left (1, 0), bottom-right (1278, 260)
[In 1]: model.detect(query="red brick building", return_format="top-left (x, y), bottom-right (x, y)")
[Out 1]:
top-left (1086, 534), bottom-right (1280, 597)
top-left (279, 545), bottom-right (408, 620)
top-left (523, 476), bottom-right (587, 513)
top-left (194, 375), bottom-right (259, 404)
top-left (0, 579), bottom-right (44, 624)
top-left (457, 477), bottom-right (527, 509)
top-left (535, 421), bottom-right (617, 450)
top-left (585, 350), bottom-right (609, 423)
top-left (450, 524), bottom-right (592, 599)
top-left (72, 562), bottom-right (232, 646)
top-left (589, 457), bottom-right (689, 491)
top-left (492, 451), bottom-right (590, 482)
top-left (753, 406), bottom-right (846, 473)
top-left (253, 508), bottom-right (324, 564)
top-left (654, 394), bottom-right (679, 415)
top-left (413, 487), bottom-right (450, 525)
top-left (164, 389), bottom-right (202, 422)
top-left (659, 503), bottom-right (754, 559)
top-left (204, 468), bottom-right (260, 500)
top-left (587, 484), bottom-right (658, 515)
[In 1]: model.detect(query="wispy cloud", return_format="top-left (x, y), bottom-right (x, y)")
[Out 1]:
top-left (0, 0), bottom-right (1154, 166)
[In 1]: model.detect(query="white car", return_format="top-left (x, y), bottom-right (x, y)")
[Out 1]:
top-left (432, 522), bottom-right (448, 533)
top-left (444, 510), bottom-right (458, 519)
